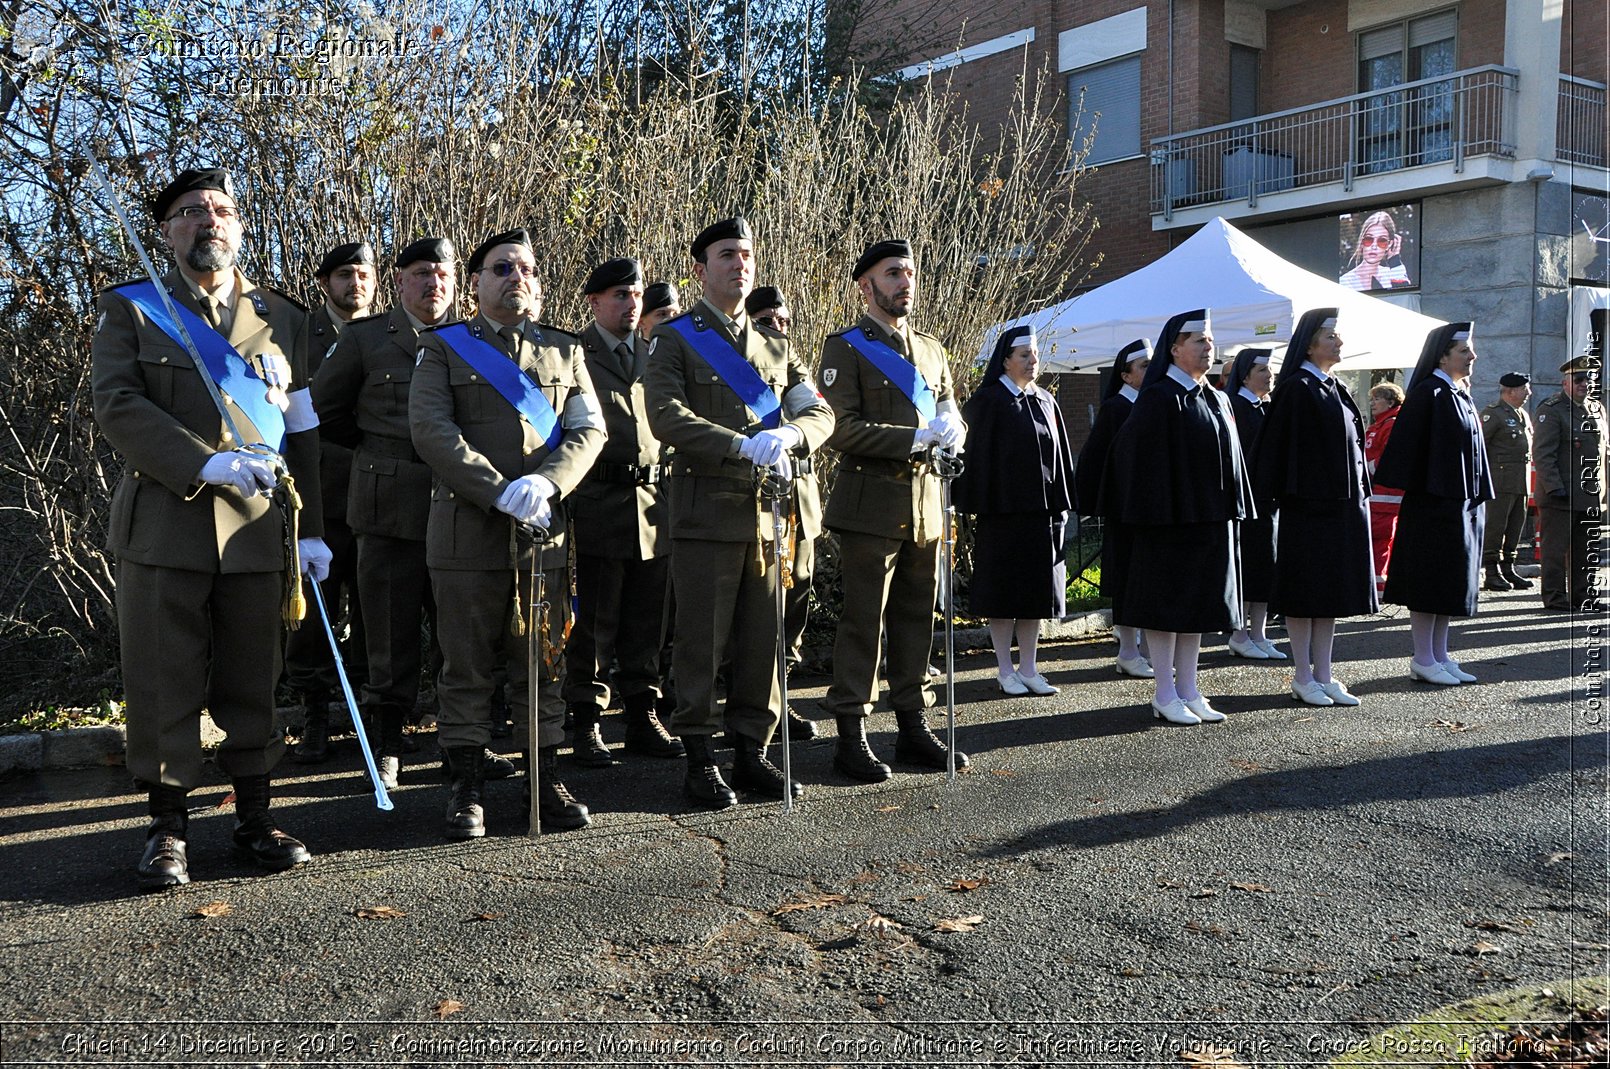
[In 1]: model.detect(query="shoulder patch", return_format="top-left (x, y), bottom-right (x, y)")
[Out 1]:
top-left (263, 285), bottom-right (308, 312)
top-left (537, 322), bottom-right (580, 341)
top-left (822, 367), bottom-right (837, 387)
top-left (1482, 413), bottom-right (1491, 422)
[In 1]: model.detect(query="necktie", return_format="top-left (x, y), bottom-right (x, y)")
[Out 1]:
top-left (501, 325), bottom-right (522, 358)
top-left (198, 294), bottom-right (220, 330)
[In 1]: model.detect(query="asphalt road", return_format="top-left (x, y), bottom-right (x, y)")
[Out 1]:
top-left (1, 583), bottom-right (1605, 1068)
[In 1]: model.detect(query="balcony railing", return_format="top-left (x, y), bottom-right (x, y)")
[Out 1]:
top-left (1558, 75), bottom-right (1607, 168)
top-left (1150, 65), bottom-right (1519, 217)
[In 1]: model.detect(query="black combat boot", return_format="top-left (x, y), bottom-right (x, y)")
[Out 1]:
top-left (1500, 559), bottom-right (1533, 589)
top-left (682, 734), bottom-right (737, 809)
top-left (833, 716), bottom-right (891, 782)
top-left (290, 698), bottom-right (331, 764)
top-left (536, 746), bottom-right (591, 829)
top-left (785, 706), bottom-right (820, 741)
top-left (894, 709), bottom-right (970, 771)
top-left (136, 785), bottom-right (191, 892)
top-left (443, 746), bottom-right (486, 840)
top-left (439, 747), bottom-right (518, 780)
top-left (376, 708), bottom-right (405, 791)
top-left (622, 692), bottom-right (684, 758)
top-left (569, 706), bottom-right (616, 767)
top-left (731, 739), bottom-right (803, 799)
top-left (231, 774), bottom-right (312, 871)
top-left (1483, 564), bottom-right (1512, 591)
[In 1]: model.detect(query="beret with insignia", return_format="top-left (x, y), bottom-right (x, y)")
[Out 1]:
top-left (691, 217), bottom-right (752, 261)
top-left (152, 168), bottom-right (235, 221)
top-left (316, 241), bottom-right (377, 277)
top-left (1498, 372), bottom-right (1530, 388)
top-left (583, 257), bottom-right (643, 294)
top-left (396, 237), bottom-right (456, 270)
top-left (852, 239), bottom-right (914, 280)
top-left (466, 228), bottom-right (532, 274)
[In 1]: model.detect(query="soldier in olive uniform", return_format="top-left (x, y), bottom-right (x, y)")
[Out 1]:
top-left (285, 241), bottom-right (377, 761)
top-left (1479, 372), bottom-right (1534, 591)
top-left (744, 285), bottom-right (820, 741)
top-left (92, 169), bottom-right (330, 890)
top-left (410, 228), bottom-right (606, 837)
top-left (639, 281), bottom-right (682, 344)
top-left (1534, 316), bottom-right (1608, 612)
top-left (818, 240), bottom-right (969, 782)
top-left (644, 217), bottom-right (835, 808)
top-left (563, 257), bottom-right (682, 765)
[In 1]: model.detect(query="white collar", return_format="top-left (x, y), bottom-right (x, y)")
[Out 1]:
top-left (1301, 360), bottom-right (1331, 382)
top-left (1119, 383), bottom-right (1139, 402)
top-left (1001, 377), bottom-right (1038, 398)
top-left (1432, 368), bottom-right (1465, 391)
top-left (1238, 386), bottom-right (1263, 404)
top-left (1166, 364), bottom-right (1201, 390)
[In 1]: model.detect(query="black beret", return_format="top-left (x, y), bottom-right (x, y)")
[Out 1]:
top-left (316, 241), bottom-right (376, 276)
top-left (395, 237), bottom-right (455, 269)
top-left (152, 168), bottom-right (235, 221)
top-left (583, 257), bottom-right (643, 294)
top-left (745, 286), bottom-right (786, 315)
top-left (852, 239), bottom-right (914, 280)
top-left (466, 228), bottom-right (532, 274)
top-left (643, 281), bottom-right (680, 315)
top-left (1498, 372), bottom-right (1530, 388)
top-left (690, 217), bottom-right (752, 260)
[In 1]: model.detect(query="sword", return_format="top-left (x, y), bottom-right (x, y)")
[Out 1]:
top-left (521, 521), bottom-right (552, 838)
top-left (756, 464), bottom-right (794, 815)
top-left (931, 446), bottom-right (965, 783)
top-left (310, 582), bottom-right (393, 811)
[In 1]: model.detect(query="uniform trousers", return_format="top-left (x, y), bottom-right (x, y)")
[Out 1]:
top-left (432, 564), bottom-right (567, 751)
top-left (783, 530), bottom-right (815, 669)
top-left (282, 516), bottom-right (365, 699)
top-left (1482, 492), bottom-right (1530, 567)
top-left (357, 534), bottom-right (433, 719)
top-left (118, 561), bottom-right (285, 789)
top-left (823, 531), bottom-right (939, 718)
top-left (563, 552), bottom-right (670, 711)
top-left (1538, 504), bottom-right (1601, 610)
top-left (669, 538), bottom-right (781, 744)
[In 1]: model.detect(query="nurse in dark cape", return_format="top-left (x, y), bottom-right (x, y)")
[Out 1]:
top-left (1073, 338), bottom-right (1154, 678)
top-left (1222, 346), bottom-right (1283, 663)
top-left (1375, 322), bottom-right (1494, 685)
top-left (1251, 309), bottom-right (1378, 707)
top-left (1102, 309), bottom-right (1253, 726)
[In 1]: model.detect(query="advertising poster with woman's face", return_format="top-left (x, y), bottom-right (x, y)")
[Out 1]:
top-left (1339, 206), bottom-right (1418, 291)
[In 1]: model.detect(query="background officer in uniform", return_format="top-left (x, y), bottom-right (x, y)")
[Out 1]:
top-left (286, 240), bottom-right (377, 761)
top-left (638, 281), bottom-right (682, 345)
top-left (1534, 312), bottom-right (1607, 612)
top-left (645, 217), bottom-right (835, 808)
top-left (1479, 372), bottom-right (1534, 591)
top-left (411, 228), bottom-right (606, 837)
top-left (818, 239), bottom-right (968, 782)
top-left (744, 285), bottom-right (819, 740)
top-left (564, 257), bottom-right (682, 765)
top-left (92, 168), bottom-right (329, 889)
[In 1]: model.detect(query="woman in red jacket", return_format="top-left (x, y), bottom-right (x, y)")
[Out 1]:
top-left (1362, 382), bottom-right (1405, 597)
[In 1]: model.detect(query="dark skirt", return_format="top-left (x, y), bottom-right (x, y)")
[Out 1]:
top-left (1098, 519), bottom-right (1130, 598)
top-left (1270, 496), bottom-right (1378, 618)
top-left (1382, 493), bottom-right (1483, 616)
top-left (969, 512), bottom-right (1067, 619)
top-left (1112, 520), bottom-right (1240, 633)
top-left (1241, 510), bottom-right (1277, 603)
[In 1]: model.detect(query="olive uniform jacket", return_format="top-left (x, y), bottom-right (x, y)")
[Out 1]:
top-left (409, 313), bottom-right (606, 570)
top-left (1478, 399), bottom-right (1532, 496)
top-left (305, 304), bottom-right (355, 527)
top-left (644, 299), bottom-right (834, 542)
top-left (820, 314), bottom-right (955, 546)
top-left (1534, 391), bottom-right (1607, 513)
top-left (569, 323), bottom-right (668, 561)
top-left (313, 307), bottom-right (442, 541)
top-left (92, 267), bottom-right (322, 573)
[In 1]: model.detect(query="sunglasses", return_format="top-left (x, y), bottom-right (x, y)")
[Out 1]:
top-left (1570, 372), bottom-right (1592, 383)
top-left (1361, 234), bottom-right (1393, 248)
top-left (756, 315), bottom-right (790, 331)
top-left (490, 261), bottom-right (536, 279)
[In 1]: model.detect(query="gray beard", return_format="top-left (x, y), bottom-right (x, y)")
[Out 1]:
top-left (499, 292), bottom-right (535, 317)
top-left (186, 241), bottom-right (234, 273)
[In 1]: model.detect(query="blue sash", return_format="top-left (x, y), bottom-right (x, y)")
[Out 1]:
top-left (434, 323), bottom-right (563, 451)
top-left (841, 327), bottom-right (937, 422)
top-left (666, 316), bottom-right (781, 429)
top-left (118, 281), bottom-right (286, 451)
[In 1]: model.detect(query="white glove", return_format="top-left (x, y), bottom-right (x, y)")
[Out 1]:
top-left (495, 473), bottom-right (556, 528)
top-left (298, 537), bottom-right (332, 582)
top-left (930, 411), bottom-right (968, 452)
top-left (740, 426), bottom-right (801, 468)
top-left (198, 450), bottom-right (278, 498)
top-left (912, 426), bottom-right (943, 452)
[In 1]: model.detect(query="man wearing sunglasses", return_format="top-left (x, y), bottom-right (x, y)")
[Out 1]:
top-left (410, 228), bottom-right (606, 838)
top-left (1534, 309), bottom-right (1608, 613)
top-left (92, 168), bottom-right (328, 890)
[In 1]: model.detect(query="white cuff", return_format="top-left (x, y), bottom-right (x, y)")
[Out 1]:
top-left (562, 392), bottom-right (606, 432)
top-left (936, 398), bottom-right (960, 418)
top-left (284, 388), bottom-right (320, 433)
top-left (783, 381), bottom-right (827, 417)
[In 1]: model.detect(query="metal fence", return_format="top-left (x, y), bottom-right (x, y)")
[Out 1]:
top-left (1558, 75), bottom-right (1607, 168)
top-left (1150, 65), bottom-right (1519, 217)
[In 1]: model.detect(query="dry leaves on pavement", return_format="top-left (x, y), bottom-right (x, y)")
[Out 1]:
top-left (190, 901), bottom-right (232, 918)
top-left (354, 905), bottom-right (407, 920)
top-left (932, 915), bottom-right (985, 933)
top-left (1179, 1046), bottom-right (1249, 1067)
top-left (1228, 881), bottom-right (1273, 893)
top-left (772, 893), bottom-right (848, 916)
top-left (945, 877), bottom-right (987, 893)
top-left (433, 999), bottom-right (465, 1019)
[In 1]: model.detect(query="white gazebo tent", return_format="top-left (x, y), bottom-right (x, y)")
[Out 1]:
top-left (987, 217), bottom-right (1446, 375)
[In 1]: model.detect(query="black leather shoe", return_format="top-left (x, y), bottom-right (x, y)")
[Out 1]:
top-left (623, 695), bottom-right (684, 757)
top-left (291, 704), bottom-right (331, 764)
top-left (1500, 565), bottom-right (1533, 589)
top-left (136, 817), bottom-right (189, 892)
top-left (682, 735), bottom-right (737, 809)
top-left (833, 716), bottom-right (892, 782)
top-left (1483, 568), bottom-right (1512, 592)
top-left (732, 743), bottom-right (803, 799)
top-left (570, 709), bottom-right (616, 767)
top-left (444, 746), bottom-right (486, 840)
top-left (537, 747), bottom-right (591, 829)
top-left (377, 755), bottom-right (401, 792)
top-left (894, 711), bottom-right (970, 770)
top-left (785, 707), bottom-right (819, 741)
top-left (232, 816), bottom-right (312, 872)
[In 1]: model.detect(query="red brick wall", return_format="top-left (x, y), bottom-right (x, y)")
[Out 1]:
top-left (1457, 0), bottom-right (1508, 67)
top-left (1562, 0), bottom-right (1609, 84)
top-left (1263, 0), bottom-right (1356, 114)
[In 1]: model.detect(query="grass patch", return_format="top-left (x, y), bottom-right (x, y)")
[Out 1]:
top-left (1, 692), bottom-right (125, 735)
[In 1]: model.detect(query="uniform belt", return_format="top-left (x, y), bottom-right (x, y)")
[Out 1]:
top-left (361, 436), bottom-right (422, 463)
top-left (595, 460), bottom-right (665, 486)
